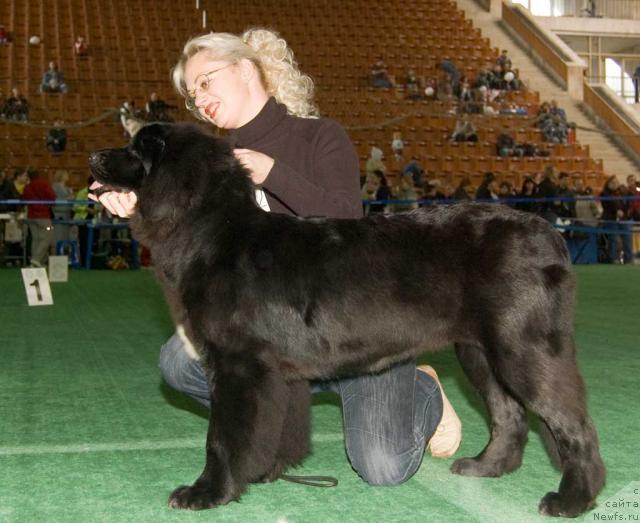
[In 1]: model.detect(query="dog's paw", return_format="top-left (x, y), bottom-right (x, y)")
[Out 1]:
top-left (168, 484), bottom-right (219, 510)
top-left (538, 491), bottom-right (594, 518)
top-left (450, 457), bottom-right (503, 477)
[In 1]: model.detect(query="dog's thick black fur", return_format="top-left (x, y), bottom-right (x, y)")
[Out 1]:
top-left (89, 123), bottom-right (605, 517)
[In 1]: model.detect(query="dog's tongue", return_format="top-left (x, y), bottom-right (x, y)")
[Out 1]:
top-left (88, 181), bottom-right (125, 197)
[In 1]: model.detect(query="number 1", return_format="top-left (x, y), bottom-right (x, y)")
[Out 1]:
top-left (30, 279), bottom-right (43, 301)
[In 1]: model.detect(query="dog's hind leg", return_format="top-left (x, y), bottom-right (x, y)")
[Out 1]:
top-left (259, 379), bottom-right (311, 482)
top-left (168, 344), bottom-right (291, 510)
top-left (451, 342), bottom-right (529, 477)
top-left (491, 336), bottom-right (605, 517)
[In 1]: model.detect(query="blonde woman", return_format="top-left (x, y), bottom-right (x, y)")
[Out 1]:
top-left (91, 28), bottom-right (460, 494)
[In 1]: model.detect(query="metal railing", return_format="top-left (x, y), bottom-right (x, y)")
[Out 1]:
top-left (513, 0), bottom-right (640, 20)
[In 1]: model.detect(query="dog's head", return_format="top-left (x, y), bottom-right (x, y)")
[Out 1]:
top-left (88, 123), bottom-right (174, 195)
top-left (88, 123), bottom-right (252, 227)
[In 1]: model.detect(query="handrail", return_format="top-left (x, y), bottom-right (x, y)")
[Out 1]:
top-left (501, 1), bottom-right (586, 99)
top-left (583, 82), bottom-right (640, 161)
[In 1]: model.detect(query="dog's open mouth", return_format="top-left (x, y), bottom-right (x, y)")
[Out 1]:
top-left (88, 182), bottom-right (126, 198)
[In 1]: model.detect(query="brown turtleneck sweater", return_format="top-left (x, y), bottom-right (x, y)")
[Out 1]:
top-left (227, 97), bottom-right (362, 219)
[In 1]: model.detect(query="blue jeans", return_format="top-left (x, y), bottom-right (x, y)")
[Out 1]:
top-left (159, 333), bottom-right (443, 486)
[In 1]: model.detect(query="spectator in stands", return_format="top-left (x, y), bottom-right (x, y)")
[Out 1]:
top-left (517, 176), bottom-right (537, 213)
top-left (575, 186), bottom-right (600, 226)
top-left (503, 70), bottom-right (521, 91)
top-left (145, 92), bottom-right (175, 122)
top-left (600, 176), bottom-right (633, 264)
top-left (74, 35), bottom-right (89, 57)
top-left (52, 170), bottom-right (73, 245)
top-left (498, 181), bottom-right (517, 207)
top-left (556, 172), bottom-right (576, 218)
top-left (370, 60), bottom-right (393, 88)
top-left (535, 165), bottom-right (559, 222)
top-left (0, 89), bottom-right (5, 118)
top-left (392, 175), bottom-right (419, 213)
top-left (391, 131), bottom-right (404, 161)
top-left (423, 77), bottom-right (437, 100)
top-left (549, 100), bottom-right (567, 122)
top-left (496, 127), bottom-right (516, 157)
top-left (94, 29), bottom-right (462, 483)
top-left (366, 146), bottom-right (386, 177)
top-left (439, 59), bottom-right (460, 93)
top-left (470, 85), bottom-right (488, 114)
top-left (402, 157), bottom-right (424, 188)
top-left (535, 102), bottom-right (567, 144)
top-left (0, 170), bottom-right (24, 263)
top-left (0, 169), bottom-right (15, 210)
top-left (633, 64), bottom-right (640, 104)
top-left (11, 168), bottom-right (29, 195)
top-left (369, 170), bottom-right (392, 214)
top-left (119, 100), bottom-right (144, 138)
top-left (421, 180), bottom-right (447, 205)
top-left (361, 171), bottom-right (379, 215)
top-left (40, 61), bottom-right (68, 93)
top-left (436, 70), bottom-right (453, 102)
top-left (0, 169), bottom-right (23, 262)
top-left (497, 49), bottom-right (512, 72)
top-left (453, 176), bottom-right (473, 201)
top-left (4, 87), bottom-right (29, 121)
top-left (573, 176), bottom-right (587, 195)
top-left (22, 170), bottom-right (56, 267)
top-left (404, 69), bottom-right (422, 100)
top-left (488, 64), bottom-right (506, 99)
top-left (458, 76), bottom-right (473, 112)
top-left (451, 114), bottom-right (478, 143)
top-left (626, 174), bottom-right (640, 221)
top-left (46, 120), bottom-right (67, 153)
top-left (475, 172), bottom-right (498, 201)
top-left (474, 61), bottom-right (494, 89)
top-left (0, 24), bottom-right (8, 45)
top-left (73, 175), bottom-right (97, 264)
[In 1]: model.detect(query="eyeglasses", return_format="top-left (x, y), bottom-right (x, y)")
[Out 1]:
top-left (184, 63), bottom-right (234, 111)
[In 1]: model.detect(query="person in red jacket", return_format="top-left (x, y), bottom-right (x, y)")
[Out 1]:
top-left (22, 170), bottom-right (56, 266)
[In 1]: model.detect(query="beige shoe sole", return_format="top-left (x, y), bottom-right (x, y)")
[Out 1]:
top-left (418, 365), bottom-right (462, 458)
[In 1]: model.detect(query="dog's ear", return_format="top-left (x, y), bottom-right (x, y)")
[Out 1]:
top-left (137, 134), bottom-right (165, 175)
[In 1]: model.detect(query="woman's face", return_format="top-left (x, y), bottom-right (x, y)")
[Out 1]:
top-left (184, 51), bottom-right (252, 129)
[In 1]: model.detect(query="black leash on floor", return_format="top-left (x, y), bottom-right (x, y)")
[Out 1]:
top-left (280, 474), bottom-right (338, 488)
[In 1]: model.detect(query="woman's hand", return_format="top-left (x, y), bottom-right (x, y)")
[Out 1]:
top-left (88, 181), bottom-right (138, 217)
top-left (233, 148), bottom-right (274, 185)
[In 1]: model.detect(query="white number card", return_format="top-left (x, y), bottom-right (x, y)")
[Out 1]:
top-left (48, 255), bottom-right (69, 283)
top-left (21, 268), bottom-right (54, 306)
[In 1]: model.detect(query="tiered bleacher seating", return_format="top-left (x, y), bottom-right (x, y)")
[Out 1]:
top-left (0, 0), bottom-right (607, 191)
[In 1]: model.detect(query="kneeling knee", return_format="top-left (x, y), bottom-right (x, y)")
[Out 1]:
top-left (347, 436), bottom-right (420, 486)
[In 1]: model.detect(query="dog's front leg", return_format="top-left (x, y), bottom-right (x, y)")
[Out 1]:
top-left (168, 345), bottom-right (290, 510)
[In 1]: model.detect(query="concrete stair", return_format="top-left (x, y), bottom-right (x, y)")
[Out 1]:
top-left (456, 0), bottom-right (639, 182)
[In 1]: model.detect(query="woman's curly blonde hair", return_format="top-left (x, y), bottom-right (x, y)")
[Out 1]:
top-left (172, 28), bottom-right (319, 119)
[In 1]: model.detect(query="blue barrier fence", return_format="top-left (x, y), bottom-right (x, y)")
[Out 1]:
top-left (1, 195), bottom-right (638, 267)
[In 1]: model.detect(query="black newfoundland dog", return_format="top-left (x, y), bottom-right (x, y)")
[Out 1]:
top-left (89, 123), bottom-right (605, 517)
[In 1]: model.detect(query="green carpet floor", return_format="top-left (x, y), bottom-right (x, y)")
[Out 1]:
top-left (0, 266), bottom-right (638, 522)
